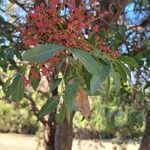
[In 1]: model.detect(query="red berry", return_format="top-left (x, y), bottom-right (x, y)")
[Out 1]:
top-left (22, 76), bottom-right (29, 86)
top-left (42, 67), bottom-right (49, 75)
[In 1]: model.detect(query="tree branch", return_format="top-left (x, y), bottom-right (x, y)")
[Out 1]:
top-left (112, 0), bottom-right (132, 23)
top-left (24, 94), bottom-right (48, 125)
top-left (100, 0), bottom-right (132, 25)
top-left (0, 78), bottom-right (47, 125)
top-left (9, 0), bottom-right (28, 13)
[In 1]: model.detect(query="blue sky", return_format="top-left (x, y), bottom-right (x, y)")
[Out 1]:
top-left (125, 2), bottom-right (150, 25)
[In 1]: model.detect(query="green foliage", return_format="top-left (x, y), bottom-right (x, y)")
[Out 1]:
top-left (38, 96), bottom-right (60, 119)
top-left (90, 75), bottom-right (101, 94)
top-left (51, 78), bottom-right (62, 92)
top-left (72, 49), bottom-right (103, 75)
top-left (113, 61), bottom-right (128, 81)
top-left (23, 43), bottom-right (65, 63)
top-left (111, 69), bottom-right (121, 93)
top-left (55, 106), bottom-right (66, 124)
top-left (119, 56), bottom-right (139, 68)
top-left (0, 1), bottom-right (148, 142)
top-left (90, 60), bottom-right (111, 94)
top-left (63, 79), bottom-right (80, 120)
top-left (8, 73), bottom-right (25, 101)
top-left (29, 66), bottom-right (41, 91)
top-left (74, 85), bottom-right (145, 139)
top-left (0, 100), bottom-right (38, 134)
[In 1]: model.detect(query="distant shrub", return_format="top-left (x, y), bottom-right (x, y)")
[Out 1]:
top-left (73, 96), bottom-right (144, 139)
top-left (0, 100), bottom-right (39, 134)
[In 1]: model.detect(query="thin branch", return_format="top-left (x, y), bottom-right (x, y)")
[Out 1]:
top-left (0, 79), bottom-right (4, 86)
top-left (0, 75), bottom-right (48, 125)
top-left (101, 0), bottom-right (132, 25)
top-left (0, 7), bottom-right (5, 13)
top-left (24, 94), bottom-right (48, 125)
top-left (112, 0), bottom-right (133, 24)
top-left (9, 0), bottom-right (28, 13)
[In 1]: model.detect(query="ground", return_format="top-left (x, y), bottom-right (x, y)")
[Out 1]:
top-left (0, 133), bottom-right (139, 150)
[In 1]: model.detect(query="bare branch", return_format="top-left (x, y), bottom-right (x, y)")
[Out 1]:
top-left (24, 94), bottom-right (48, 125)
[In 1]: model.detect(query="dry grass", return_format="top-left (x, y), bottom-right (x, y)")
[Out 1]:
top-left (0, 133), bottom-right (139, 150)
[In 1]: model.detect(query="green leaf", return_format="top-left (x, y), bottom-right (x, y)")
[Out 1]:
top-left (23, 43), bottom-right (65, 63)
top-left (90, 61), bottom-right (111, 94)
top-left (90, 75), bottom-right (100, 94)
top-left (64, 79), bottom-right (79, 108)
top-left (135, 50), bottom-right (150, 63)
top-left (10, 73), bottom-right (25, 101)
top-left (51, 78), bottom-right (62, 92)
top-left (119, 62), bottom-right (131, 78)
top-left (63, 79), bottom-right (80, 121)
top-left (83, 66), bottom-right (92, 90)
top-left (105, 77), bottom-right (110, 97)
top-left (72, 49), bottom-right (102, 75)
top-left (55, 106), bottom-right (66, 124)
top-left (113, 61), bottom-right (127, 81)
top-left (29, 66), bottom-right (41, 90)
top-left (38, 96), bottom-right (59, 119)
top-left (111, 69), bottom-right (121, 93)
top-left (119, 56), bottom-right (139, 68)
top-left (93, 50), bottom-right (109, 64)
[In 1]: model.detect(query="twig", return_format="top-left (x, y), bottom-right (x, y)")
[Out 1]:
top-left (24, 94), bottom-right (48, 125)
top-left (9, 0), bottom-right (28, 13)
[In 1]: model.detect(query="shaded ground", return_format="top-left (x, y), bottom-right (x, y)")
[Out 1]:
top-left (0, 133), bottom-right (139, 150)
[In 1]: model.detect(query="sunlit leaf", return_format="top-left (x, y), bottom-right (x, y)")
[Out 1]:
top-left (90, 60), bottom-right (111, 94)
top-left (63, 79), bottom-right (80, 121)
top-left (29, 66), bottom-right (41, 90)
top-left (72, 49), bottom-right (102, 75)
top-left (23, 43), bottom-right (65, 63)
top-left (112, 69), bottom-right (121, 93)
top-left (38, 96), bottom-right (59, 119)
top-left (55, 106), bottom-right (66, 124)
top-left (113, 61), bottom-right (127, 81)
top-left (119, 62), bottom-right (131, 78)
top-left (119, 56), bottom-right (139, 68)
top-left (10, 73), bottom-right (25, 101)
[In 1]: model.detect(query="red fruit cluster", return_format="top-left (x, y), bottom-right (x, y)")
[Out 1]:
top-left (96, 40), bottom-right (120, 57)
top-left (42, 66), bottom-right (49, 76)
top-left (19, 2), bottom-right (91, 51)
top-left (19, 1), bottom-right (120, 63)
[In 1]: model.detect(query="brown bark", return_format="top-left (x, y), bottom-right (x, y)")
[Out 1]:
top-left (43, 84), bottom-right (74, 150)
top-left (55, 113), bottom-right (74, 150)
top-left (44, 112), bottom-right (56, 150)
top-left (43, 86), bottom-right (57, 150)
top-left (98, 0), bottom-right (132, 25)
top-left (139, 110), bottom-right (150, 150)
top-left (43, 113), bottom-right (74, 150)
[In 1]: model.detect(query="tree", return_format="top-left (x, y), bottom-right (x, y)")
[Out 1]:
top-left (0, 0), bottom-right (149, 150)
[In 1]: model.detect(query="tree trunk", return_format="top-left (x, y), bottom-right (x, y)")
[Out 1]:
top-left (55, 114), bottom-right (74, 150)
top-left (43, 114), bottom-right (74, 150)
top-left (44, 112), bottom-right (56, 150)
top-left (139, 110), bottom-right (150, 150)
top-left (43, 86), bottom-right (74, 150)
